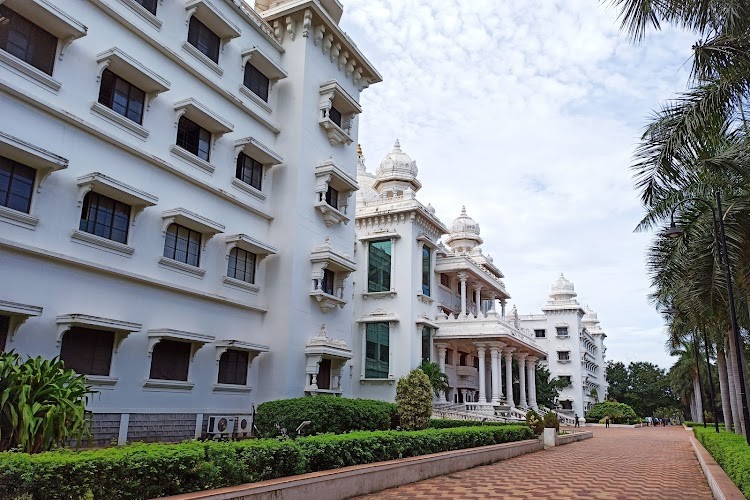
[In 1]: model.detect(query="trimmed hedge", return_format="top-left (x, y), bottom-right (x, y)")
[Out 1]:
top-left (255, 397), bottom-right (398, 437)
top-left (693, 426), bottom-right (750, 497)
top-left (585, 401), bottom-right (639, 424)
top-left (0, 425), bottom-right (533, 499)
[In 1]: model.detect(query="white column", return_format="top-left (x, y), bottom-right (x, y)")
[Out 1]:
top-left (476, 344), bottom-right (487, 403)
top-left (497, 346), bottom-right (504, 399)
top-left (473, 284), bottom-right (482, 318)
top-left (527, 356), bottom-right (538, 409)
top-left (500, 299), bottom-right (506, 317)
top-left (503, 348), bottom-right (515, 407)
top-left (458, 272), bottom-right (468, 316)
top-left (435, 343), bottom-right (447, 401)
top-left (517, 352), bottom-right (528, 408)
top-left (490, 344), bottom-right (500, 404)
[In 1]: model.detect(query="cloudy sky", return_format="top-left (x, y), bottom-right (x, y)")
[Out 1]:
top-left (335, 0), bottom-right (698, 368)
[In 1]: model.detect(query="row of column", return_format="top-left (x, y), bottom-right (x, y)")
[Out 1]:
top-left (457, 273), bottom-right (503, 317)
top-left (436, 342), bottom-right (538, 409)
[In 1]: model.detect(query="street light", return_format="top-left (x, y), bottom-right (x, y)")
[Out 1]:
top-left (666, 191), bottom-right (750, 443)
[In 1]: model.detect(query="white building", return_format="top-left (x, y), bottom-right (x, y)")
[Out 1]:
top-left (0, 0), bottom-right (380, 444)
top-left (518, 275), bottom-right (609, 419)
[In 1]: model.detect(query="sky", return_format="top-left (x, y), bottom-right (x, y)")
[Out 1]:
top-left (332, 0), bottom-right (699, 369)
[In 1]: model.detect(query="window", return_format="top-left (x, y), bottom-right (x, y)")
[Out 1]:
top-left (243, 63), bottom-right (269, 102)
top-left (367, 240), bottom-right (391, 292)
top-left (557, 351), bottom-right (570, 362)
top-left (0, 314), bottom-right (9, 352)
top-left (134, 0), bottom-right (157, 14)
top-left (421, 327), bottom-right (431, 362)
top-left (365, 322), bottom-right (389, 378)
top-left (227, 247), bottom-right (256, 283)
top-left (236, 153), bottom-right (263, 191)
top-left (164, 223), bottom-right (201, 266)
top-left (421, 246), bottom-right (431, 296)
top-left (79, 192), bottom-right (131, 244)
top-left (534, 329), bottom-right (546, 338)
top-left (325, 185), bottom-right (338, 210)
top-left (98, 69), bottom-right (145, 124)
top-left (317, 358), bottom-right (331, 390)
top-left (0, 5), bottom-right (57, 75)
top-left (556, 327), bottom-right (569, 337)
top-left (0, 156), bottom-right (35, 213)
top-left (150, 339), bottom-right (191, 381)
top-left (59, 327), bottom-right (114, 376)
top-left (459, 352), bottom-right (468, 366)
top-left (473, 356), bottom-right (479, 369)
top-left (445, 349), bottom-right (453, 365)
top-left (559, 375), bottom-right (572, 386)
top-left (217, 349), bottom-right (248, 385)
top-left (440, 273), bottom-right (450, 288)
top-left (560, 400), bottom-right (573, 410)
top-left (328, 106), bottom-right (342, 127)
top-left (321, 268), bottom-right (335, 296)
top-left (176, 116), bottom-right (211, 161)
top-left (187, 16), bottom-right (219, 63)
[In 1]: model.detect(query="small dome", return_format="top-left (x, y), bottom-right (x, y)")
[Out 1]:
top-left (583, 306), bottom-right (599, 323)
top-left (446, 206), bottom-right (483, 251)
top-left (450, 206), bottom-right (480, 236)
top-left (550, 273), bottom-right (577, 299)
top-left (373, 139), bottom-right (422, 193)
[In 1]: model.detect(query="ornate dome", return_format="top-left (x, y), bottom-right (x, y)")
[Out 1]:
top-left (450, 206), bottom-right (480, 236)
top-left (373, 139), bottom-right (421, 193)
top-left (550, 273), bottom-right (577, 300)
top-left (445, 206), bottom-right (483, 251)
top-left (583, 305), bottom-right (599, 324)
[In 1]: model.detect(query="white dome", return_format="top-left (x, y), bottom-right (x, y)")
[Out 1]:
top-left (446, 206), bottom-right (483, 250)
top-left (373, 139), bottom-right (421, 193)
top-left (550, 273), bottom-right (576, 299)
top-left (583, 306), bottom-right (599, 323)
top-left (450, 205), bottom-right (480, 236)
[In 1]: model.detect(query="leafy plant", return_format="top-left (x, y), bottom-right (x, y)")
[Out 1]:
top-left (525, 410), bottom-right (543, 435)
top-left (542, 412), bottom-right (560, 431)
top-left (419, 361), bottom-right (449, 397)
top-left (395, 368), bottom-right (433, 430)
top-left (585, 401), bottom-right (639, 424)
top-left (428, 419), bottom-right (517, 429)
top-left (0, 352), bottom-right (92, 453)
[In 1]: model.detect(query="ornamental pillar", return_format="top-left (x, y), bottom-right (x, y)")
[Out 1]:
top-left (458, 272), bottom-right (468, 316)
top-left (500, 299), bottom-right (506, 317)
top-left (490, 343), bottom-right (502, 404)
top-left (435, 343), bottom-right (447, 401)
top-left (516, 352), bottom-right (528, 408)
top-left (473, 284), bottom-right (482, 318)
top-left (503, 347), bottom-right (515, 407)
top-left (527, 356), bottom-right (538, 409)
top-left (475, 343), bottom-right (487, 403)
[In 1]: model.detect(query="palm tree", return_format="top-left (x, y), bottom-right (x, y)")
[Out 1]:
top-left (419, 361), bottom-right (449, 400)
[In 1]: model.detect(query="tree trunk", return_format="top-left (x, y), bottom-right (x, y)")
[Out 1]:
top-left (718, 343), bottom-right (733, 432)
top-left (693, 373), bottom-right (704, 423)
top-left (689, 393), bottom-right (697, 422)
top-left (727, 335), bottom-right (745, 435)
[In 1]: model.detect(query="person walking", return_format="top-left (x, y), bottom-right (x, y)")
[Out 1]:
top-left (574, 414), bottom-right (580, 428)
top-left (605, 415), bottom-right (610, 428)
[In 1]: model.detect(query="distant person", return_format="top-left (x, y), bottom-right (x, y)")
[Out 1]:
top-left (574, 414), bottom-right (580, 427)
top-left (646, 416), bottom-right (652, 427)
top-left (605, 416), bottom-right (610, 428)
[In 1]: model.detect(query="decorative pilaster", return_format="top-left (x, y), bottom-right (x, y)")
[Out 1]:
top-left (500, 299), bottom-right (507, 317)
top-left (527, 356), bottom-right (538, 409)
top-left (458, 272), bottom-right (468, 317)
top-left (475, 343), bottom-right (487, 403)
top-left (489, 344), bottom-right (501, 404)
top-left (503, 347), bottom-right (515, 408)
top-left (516, 352), bottom-right (528, 408)
top-left (435, 343), bottom-right (448, 401)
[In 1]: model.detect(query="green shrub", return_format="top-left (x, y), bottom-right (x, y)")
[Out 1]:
top-left (395, 369), bottom-right (433, 430)
top-left (428, 419), bottom-right (517, 429)
top-left (542, 412), bottom-right (560, 431)
top-left (694, 426), bottom-right (750, 497)
top-left (525, 410), bottom-right (543, 435)
top-left (254, 397), bottom-right (397, 437)
top-left (585, 401), bottom-right (639, 424)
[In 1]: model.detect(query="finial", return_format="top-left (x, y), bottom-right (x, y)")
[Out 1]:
top-left (393, 138), bottom-right (401, 151)
top-left (357, 144), bottom-right (363, 157)
top-left (460, 205), bottom-right (467, 216)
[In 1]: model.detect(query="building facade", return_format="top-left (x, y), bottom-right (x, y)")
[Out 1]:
top-left (0, 0), bottom-right (380, 444)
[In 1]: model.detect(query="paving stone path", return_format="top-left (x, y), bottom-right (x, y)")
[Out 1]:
top-left (356, 426), bottom-right (713, 499)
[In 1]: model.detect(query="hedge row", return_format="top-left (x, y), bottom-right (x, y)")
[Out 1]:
top-left (0, 425), bottom-right (533, 499)
top-left (254, 397), bottom-right (398, 437)
top-left (693, 426), bottom-right (750, 497)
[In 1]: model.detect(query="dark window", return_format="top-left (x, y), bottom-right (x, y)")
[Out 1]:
top-left (218, 349), bottom-right (248, 385)
top-left (560, 400), bottom-right (573, 410)
top-left (0, 314), bottom-right (9, 352)
top-left (557, 351), bottom-right (570, 361)
top-left (0, 156), bottom-right (35, 213)
top-left (321, 268), bottom-right (335, 295)
top-left (133, 0), bottom-right (157, 15)
top-left (150, 339), bottom-right (191, 381)
top-left (243, 63), bottom-right (269, 102)
top-left (187, 16), bottom-right (220, 63)
top-left (325, 185), bottom-right (338, 210)
top-left (79, 192), bottom-right (131, 244)
top-left (328, 106), bottom-right (342, 127)
top-left (59, 327), bottom-right (114, 376)
top-left (459, 352), bottom-right (467, 366)
top-left (164, 223), bottom-right (201, 266)
top-left (367, 240), bottom-right (391, 292)
top-left (317, 358), bottom-right (331, 389)
top-left (176, 116), bottom-right (211, 161)
top-left (236, 152), bottom-right (263, 191)
top-left (421, 327), bottom-right (431, 363)
top-left (556, 327), bottom-right (569, 337)
top-left (534, 329), bottom-right (546, 338)
top-left (98, 69), bottom-right (145, 124)
top-left (365, 322), bottom-right (389, 378)
top-left (473, 356), bottom-right (479, 369)
top-left (422, 246), bottom-right (431, 296)
top-left (0, 5), bottom-right (57, 75)
top-left (559, 376), bottom-right (571, 386)
top-left (228, 247), bottom-right (256, 283)
top-left (440, 273), bottom-right (450, 288)
top-left (445, 349), bottom-right (453, 365)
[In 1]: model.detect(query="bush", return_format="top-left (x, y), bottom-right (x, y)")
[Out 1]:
top-left (542, 412), bottom-right (560, 432)
top-left (428, 419), bottom-right (517, 429)
top-left (0, 426), bottom-right (534, 499)
top-left (525, 410), bottom-right (544, 435)
top-left (585, 401), bottom-right (639, 424)
top-left (395, 369), bottom-right (433, 430)
top-left (694, 426), bottom-right (750, 497)
top-left (254, 397), bottom-right (397, 437)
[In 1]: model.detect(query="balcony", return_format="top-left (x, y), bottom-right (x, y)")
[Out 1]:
top-left (456, 365), bottom-right (478, 377)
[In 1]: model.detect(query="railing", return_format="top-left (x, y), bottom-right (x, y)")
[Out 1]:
top-left (464, 402), bottom-right (496, 415)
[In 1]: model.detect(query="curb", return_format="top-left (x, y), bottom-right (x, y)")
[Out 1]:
top-left (687, 430), bottom-right (744, 500)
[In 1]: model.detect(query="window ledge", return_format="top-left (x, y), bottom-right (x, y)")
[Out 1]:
top-left (90, 102), bottom-right (149, 140)
top-left (417, 292), bottom-right (434, 304)
top-left (310, 290), bottom-right (346, 313)
top-left (170, 145), bottom-right (215, 174)
top-left (212, 383), bottom-right (253, 393)
top-left (0, 49), bottom-right (61, 92)
top-left (182, 41), bottom-right (223, 77)
top-left (115, 0), bottom-right (162, 29)
top-left (158, 256), bottom-right (205, 278)
top-left (231, 177), bottom-right (266, 201)
top-left (359, 377), bottom-right (395, 384)
top-left (556, 335), bottom-right (570, 339)
top-left (222, 276), bottom-right (260, 294)
top-left (314, 201), bottom-right (349, 227)
top-left (305, 388), bottom-right (343, 395)
top-left (557, 359), bottom-right (571, 364)
top-left (143, 379), bottom-right (195, 390)
top-left (71, 230), bottom-right (135, 256)
top-left (85, 375), bottom-right (119, 386)
top-left (362, 290), bottom-right (396, 300)
top-left (0, 205), bottom-right (38, 230)
top-left (319, 117), bottom-right (353, 146)
top-left (239, 85), bottom-right (272, 115)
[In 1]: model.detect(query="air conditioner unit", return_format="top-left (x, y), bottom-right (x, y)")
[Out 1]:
top-left (207, 415), bottom-right (236, 435)
top-left (235, 415), bottom-right (253, 437)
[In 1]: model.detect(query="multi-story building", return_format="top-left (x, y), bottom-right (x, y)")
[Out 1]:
top-left (517, 275), bottom-right (608, 418)
top-left (0, 0), bottom-right (380, 444)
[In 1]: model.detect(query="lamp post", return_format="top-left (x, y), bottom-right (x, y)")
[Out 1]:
top-left (665, 192), bottom-right (750, 443)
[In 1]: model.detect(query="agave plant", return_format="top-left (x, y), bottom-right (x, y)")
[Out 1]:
top-left (0, 352), bottom-right (93, 453)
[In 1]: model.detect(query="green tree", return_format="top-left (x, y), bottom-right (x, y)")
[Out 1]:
top-left (534, 365), bottom-right (568, 408)
top-left (624, 362), bottom-right (678, 417)
top-left (395, 368), bottom-right (433, 430)
top-left (419, 361), bottom-right (449, 398)
top-left (605, 361), bottom-right (629, 402)
top-left (586, 401), bottom-right (639, 424)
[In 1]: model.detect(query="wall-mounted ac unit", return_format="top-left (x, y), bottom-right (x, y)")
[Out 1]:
top-left (207, 415), bottom-right (236, 435)
top-left (235, 415), bottom-right (253, 437)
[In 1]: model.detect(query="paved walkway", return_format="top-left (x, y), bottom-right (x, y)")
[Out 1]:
top-left (356, 426), bottom-right (713, 499)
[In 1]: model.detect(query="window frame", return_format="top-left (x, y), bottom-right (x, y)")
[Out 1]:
top-left (0, 155), bottom-right (36, 214)
top-left (321, 268), bottom-right (335, 296)
top-left (79, 191), bottom-right (132, 245)
top-left (557, 351), bottom-right (570, 362)
top-left (176, 115), bottom-right (211, 162)
top-left (163, 222), bottom-right (202, 267)
top-left (421, 327), bottom-right (431, 363)
top-left (325, 184), bottom-right (339, 210)
top-left (227, 246), bottom-right (257, 284)
top-left (235, 152), bottom-right (263, 191)
top-left (187, 15), bottom-right (220, 64)
top-left (0, 4), bottom-right (58, 75)
top-left (364, 322), bottom-right (389, 379)
top-left (149, 339), bottom-right (192, 381)
top-left (217, 349), bottom-right (249, 385)
top-left (367, 239), bottom-right (392, 293)
top-left (243, 62), bottom-right (269, 102)
top-left (556, 326), bottom-right (569, 337)
top-left (133, 0), bottom-right (157, 15)
top-left (421, 246), bottom-right (431, 296)
top-left (97, 68), bottom-right (146, 125)
top-left (534, 329), bottom-right (546, 338)
top-left (59, 326), bottom-right (115, 376)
